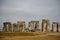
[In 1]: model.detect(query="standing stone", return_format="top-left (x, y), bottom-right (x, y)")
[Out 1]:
top-left (13, 23), bottom-right (17, 32)
top-left (22, 21), bottom-right (26, 32)
top-left (42, 19), bottom-right (50, 32)
top-left (52, 22), bottom-right (58, 32)
top-left (11, 23), bottom-right (13, 32)
top-left (17, 21), bottom-right (26, 32)
top-left (46, 20), bottom-right (50, 32)
top-left (35, 21), bottom-right (40, 32)
top-left (3, 22), bottom-right (12, 32)
top-left (58, 24), bottom-right (60, 32)
top-left (28, 20), bottom-right (40, 32)
top-left (42, 19), bottom-right (47, 32)
top-left (28, 21), bottom-right (34, 32)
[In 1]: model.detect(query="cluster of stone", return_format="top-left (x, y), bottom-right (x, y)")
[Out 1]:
top-left (42, 19), bottom-right (50, 32)
top-left (28, 21), bottom-right (40, 32)
top-left (3, 21), bottom-right (25, 32)
top-left (2, 19), bottom-right (60, 32)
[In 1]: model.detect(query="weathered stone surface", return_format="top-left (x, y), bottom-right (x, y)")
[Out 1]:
top-left (3, 21), bottom-right (26, 32)
top-left (28, 21), bottom-right (34, 32)
top-left (3, 22), bottom-right (12, 32)
top-left (28, 21), bottom-right (40, 32)
top-left (42, 19), bottom-right (50, 32)
top-left (58, 24), bottom-right (60, 32)
top-left (17, 21), bottom-right (26, 32)
top-left (52, 22), bottom-right (58, 32)
top-left (3, 20), bottom-right (60, 32)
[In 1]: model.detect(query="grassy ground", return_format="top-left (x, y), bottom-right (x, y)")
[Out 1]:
top-left (0, 32), bottom-right (60, 40)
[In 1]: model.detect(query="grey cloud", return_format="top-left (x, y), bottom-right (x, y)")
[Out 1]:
top-left (0, 0), bottom-right (60, 29)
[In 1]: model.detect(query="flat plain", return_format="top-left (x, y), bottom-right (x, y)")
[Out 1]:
top-left (0, 32), bottom-right (60, 40)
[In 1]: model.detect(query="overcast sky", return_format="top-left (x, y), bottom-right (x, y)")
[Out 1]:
top-left (0, 0), bottom-right (60, 29)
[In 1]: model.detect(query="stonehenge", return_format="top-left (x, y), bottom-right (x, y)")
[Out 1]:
top-left (42, 19), bottom-right (50, 32)
top-left (52, 22), bottom-right (60, 32)
top-left (3, 21), bottom-right (26, 32)
top-left (58, 24), bottom-right (60, 32)
top-left (3, 22), bottom-right (12, 32)
top-left (17, 21), bottom-right (26, 32)
top-left (3, 19), bottom-right (60, 32)
top-left (28, 21), bottom-right (34, 32)
top-left (28, 21), bottom-right (40, 32)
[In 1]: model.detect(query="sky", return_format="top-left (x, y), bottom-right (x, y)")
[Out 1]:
top-left (0, 0), bottom-right (60, 29)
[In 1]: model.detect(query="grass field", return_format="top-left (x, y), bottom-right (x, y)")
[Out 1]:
top-left (0, 32), bottom-right (60, 40)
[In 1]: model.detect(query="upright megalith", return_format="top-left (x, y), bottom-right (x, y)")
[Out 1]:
top-left (46, 20), bottom-right (50, 32)
top-left (17, 21), bottom-right (26, 32)
top-left (35, 21), bottom-right (40, 32)
top-left (28, 20), bottom-right (40, 32)
top-left (42, 19), bottom-right (50, 32)
top-left (3, 22), bottom-right (12, 32)
top-left (28, 21), bottom-right (34, 32)
top-left (13, 23), bottom-right (17, 32)
top-left (52, 22), bottom-right (58, 32)
top-left (58, 24), bottom-right (60, 32)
